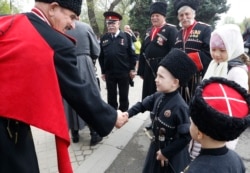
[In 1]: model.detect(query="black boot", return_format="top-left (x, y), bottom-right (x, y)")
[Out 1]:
top-left (89, 127), bottom-right (103, 146)
top-left (71, 130), bottom-right (79, 143)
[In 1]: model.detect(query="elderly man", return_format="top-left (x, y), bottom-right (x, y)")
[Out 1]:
top-left (137, 2), bottom-right (178, 102)
top-left (174, 0), bottom-right (212, 103)
top-left (0, 1), bottom-right (128, 173)
top-left (124, 24), bottom-right (137, 42)
top-left (137, 2), bottom-right (178, 129)
top-left (99, 11), bottom-right (136, 112)
top-left (173, 0), bottom-right (213, 161)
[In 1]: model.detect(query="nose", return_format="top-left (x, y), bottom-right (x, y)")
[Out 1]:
top-left (155, 76), bottom-right (158, 82)
top-left (71, 21), bottom-right (76, 29)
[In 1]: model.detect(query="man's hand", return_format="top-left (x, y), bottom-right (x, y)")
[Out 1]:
top-left (156, 150), bottom-right (168, 167)
top-left (115, 110), bottom-right (128, 128)
top-left (129, 70), bottom-right (136, 79)
top-left (101, 74), bottom-right (106, 81)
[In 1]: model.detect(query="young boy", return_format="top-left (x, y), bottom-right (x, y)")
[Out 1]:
top-left (126, 48), bottom-right (197, 173)
top-left (184, 77), bottom-right (250, 172)
top-left (189, 24), bottom-right (250, 159)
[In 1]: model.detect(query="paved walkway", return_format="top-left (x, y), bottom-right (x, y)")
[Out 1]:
top-left (32, 76), bottom-right (146, 173)
top-left (32, 72), bottom-right (250, 173)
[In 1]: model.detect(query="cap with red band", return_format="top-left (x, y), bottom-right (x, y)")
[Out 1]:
top-left (103, 11), bottom-right (122, 21)
top-left (190, 77), bottom-right (250, 141)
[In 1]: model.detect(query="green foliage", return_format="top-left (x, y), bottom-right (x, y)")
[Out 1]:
top-left (241, 18), bottom-right (250, 33)
top-left (167, 0), bottom-right (230, 28)
top-left (0, 0), bottom-right (21, 14)
top-left (0, 0), bottom-right (11, 14)
top-left (128, 0), bottom-right (152, 38)
top-left (128, 0), bottom-right (230, 35)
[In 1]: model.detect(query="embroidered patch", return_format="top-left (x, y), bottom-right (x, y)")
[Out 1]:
top-left (164, 110), bottom-right (171, 117)
top-left (120, 38), bottom-right (124, 45)
top-left (157, 37), bottom-right (164, 46)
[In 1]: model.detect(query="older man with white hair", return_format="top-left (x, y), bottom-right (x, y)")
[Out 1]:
top-left (174, 0), bottom-right (213, 104)
top-left (173, 0), bottom-right (213, 160)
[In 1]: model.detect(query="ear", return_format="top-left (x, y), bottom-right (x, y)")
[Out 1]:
top-left (48, 2), bottom-right (60, 16)
top-left (197, 129), bottom-right (204, 140)
top-left (173, 78), bottom-right (180, 87)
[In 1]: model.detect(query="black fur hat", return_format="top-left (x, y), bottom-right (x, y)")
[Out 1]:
top-left (173, 0), bottom-right (199, 15)
top-left (35, 0), bottom-right (82, 16)
top-left (190, 77), bottom-right (250, 141)
top-left (150, 2), bottom-right (168, 17)
top-left (159, 48), bottom-right (197, 87)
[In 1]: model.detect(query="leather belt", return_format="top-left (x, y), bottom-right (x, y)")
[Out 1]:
top-left (0, 117), bottom-right (28, 144)
top-left (147, 57), bottom-right (163, 61)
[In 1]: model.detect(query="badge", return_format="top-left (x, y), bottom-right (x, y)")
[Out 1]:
top-left (157, 37), bottom-right (164, 46)
top-left (103, 40), bottom-right (108, 44)
top-left (164, 110), bottom-right (171, 117)
top-left (121, 38), bottom-right (124, 45)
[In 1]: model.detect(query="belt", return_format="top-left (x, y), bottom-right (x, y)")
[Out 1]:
top-left (0, 117), bottom-right (29, 144)
top-left (147, 57), bottom-right (163, 61)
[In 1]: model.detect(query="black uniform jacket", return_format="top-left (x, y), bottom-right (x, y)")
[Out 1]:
top-left (0, 13), bottom-right (117, 138)
top-left (128, 91), bottom-right (191, 173)
top-left (99, 31), bottom-right (136, 76)
top-left (175, 22), bottom-right (212, 75)
top-left (137, 24), bottom-right (178, 99)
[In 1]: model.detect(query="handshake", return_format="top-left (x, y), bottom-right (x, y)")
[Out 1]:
top-left (115, 110), bottom-right (129, 128)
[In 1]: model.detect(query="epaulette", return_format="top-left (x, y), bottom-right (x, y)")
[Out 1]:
top-left (166, 23), bottom-right (177, 27)
top-left (197, 21), bottom-right (211, 26)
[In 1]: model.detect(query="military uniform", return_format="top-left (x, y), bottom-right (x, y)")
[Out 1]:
top-left (175, 21), bottom-right (212, 103)
top-left (128, 91), bottom-right (191, 173)
top-left (99, 31), bottom-right (136, 111)
top-left (138, 24), bottom-right (178, 99)
top-left (0, 8), bottom-right (117, 173)
top-left (127, 49), bottom-right (197, 173)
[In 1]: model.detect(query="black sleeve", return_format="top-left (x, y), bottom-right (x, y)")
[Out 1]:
top-left (125, 32), bottom-right (136, 70)
top-left (54, 43), bottom-right (117, 137)
top-left (161, 106), bottom-right (191, 158)
top-left (199, 26), bottom-right (213, 75)
top-left (127, 94), bottom-right (156, 117)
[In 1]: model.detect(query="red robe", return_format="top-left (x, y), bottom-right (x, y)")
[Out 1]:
top-left (0, 14), bottom-right (72, 173)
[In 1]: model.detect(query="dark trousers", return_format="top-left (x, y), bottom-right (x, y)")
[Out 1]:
top-left (0, 117), bottom-right (39, 173)
top-left (106, 74), bottom-right (130, 111)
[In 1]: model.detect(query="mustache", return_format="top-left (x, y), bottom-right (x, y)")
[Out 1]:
top-left (107, 26), bottom-right (115, 29)
top-left (182, 19), bottom-right (191, 22)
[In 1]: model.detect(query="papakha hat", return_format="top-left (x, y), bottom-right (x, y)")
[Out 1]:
top-left (174, 0), bottom-right (199, 15)
top-left (103, 11), bottom-right (122, 21)
top-left (159, 48), bottom-right (197, 87)
top-left (35, 0), bottom-right (82, 16)
top-left (190, 77), bottom-right (250, 141)
top-left (150, 2), bottom-right (167, 17)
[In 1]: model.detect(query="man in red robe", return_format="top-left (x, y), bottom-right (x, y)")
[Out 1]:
top-left (0, 1), bottom-right (128, 173)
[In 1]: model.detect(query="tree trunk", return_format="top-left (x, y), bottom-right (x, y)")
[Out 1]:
top-left (86, 0), bottom-right (100, 36)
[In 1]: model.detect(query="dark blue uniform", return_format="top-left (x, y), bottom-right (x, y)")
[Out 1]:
top-left (175, 22), bottom-right (212, 103)
top-left (99, 31), bottom-right (136, 111)
top-left (137, 24), bottom-right (178, 100)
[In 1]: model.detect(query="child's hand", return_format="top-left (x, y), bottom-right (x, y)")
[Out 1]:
top-left (156, 150), bottom-right (168, 167)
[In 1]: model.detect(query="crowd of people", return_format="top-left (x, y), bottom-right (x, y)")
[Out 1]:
top-left (1, 0), bottom-right (250, 173)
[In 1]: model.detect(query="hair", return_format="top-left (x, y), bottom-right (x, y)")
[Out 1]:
top-left (178, 5), bottom-right (196, 16)
top-left (134, 31), bottom-right (140, 38)
top-left (240, 53), bottom-right (250, 65)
